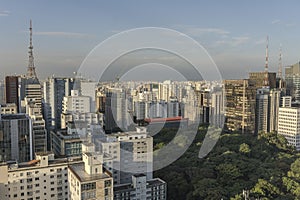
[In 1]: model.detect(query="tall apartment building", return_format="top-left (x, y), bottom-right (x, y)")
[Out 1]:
top-left (43, 77), bottom-right (74, 130)
top-left (25, 101), bottom-right (47, 153)
top-left (168, 97), bottom-right (180, 118)
top-left (62, 90), bottom-right (91, 114)
top-left (97, 127), bottom-right (153, 185)
top-left (278, 106), bottom-right (300, 150)
top-left (134, 101), bottom-right (146, 121)
top-left (105, 87), bottom-right (129, 133)
top-left (285, 62), bottom-right (300, 101)
top-left (24, 82), bottom-right (42, 109)
top-left (210, 89), bottom-right (225, 128)
top-left (0, 80), bottom-right (5, 104)
top-left (0, 114), bottom-right (33, 162)
top-left (114, 174), bottom-right (167, 200)
top-left (224, 79), bottom-right (256, 133)
top-left (80, 80), bottom-right (97, 112)
top-left (145, 101), bottom-right (168, 119)
top-left (0, 152), bottom-right (81, 200)
top-left (5, 76), bottom-right (21, 112)
top-left (255, 88), bottom-right (270, 134)
top-left (96, 89), bottom-right (106, 113)
top-left (68, 142), bottom-right (113, 200)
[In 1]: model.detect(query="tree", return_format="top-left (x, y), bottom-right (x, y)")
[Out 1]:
top-left (251, 179), bottom-right (281, 198)
top-left (239, 143), bottom-right (251, 155)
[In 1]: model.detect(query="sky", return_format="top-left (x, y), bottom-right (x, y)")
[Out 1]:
top-left (1, 0), bottom-right (300, 81)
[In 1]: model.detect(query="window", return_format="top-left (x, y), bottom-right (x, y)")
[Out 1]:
top-left (105, 180), bottom-right (111, 187)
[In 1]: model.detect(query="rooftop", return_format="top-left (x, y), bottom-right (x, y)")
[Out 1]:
top-left (147, 178), bottom-right (166, 186)
top-left (1, 114), bottom-right (29, 120)
top-left (68, 162), bottom-right (111, 182)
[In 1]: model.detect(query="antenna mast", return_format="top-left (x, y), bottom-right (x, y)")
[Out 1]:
top-left (26, 19), bottom-right (38, 79)
top-left (263, 36), bottom-right (269, 87)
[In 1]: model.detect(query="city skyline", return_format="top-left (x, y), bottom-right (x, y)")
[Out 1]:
top-left (1, 1), bottom-right (300, 81)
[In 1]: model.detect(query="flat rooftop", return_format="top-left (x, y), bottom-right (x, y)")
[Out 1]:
top-left (69, 162), bottom-right (111, 182)
top-left (147, 178), bottom-right (166, 186)
top-left (1, 114), bottom-right (28, 120)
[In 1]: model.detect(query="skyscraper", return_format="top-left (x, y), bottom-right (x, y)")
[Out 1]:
top-left (21, 20), bottom-right (47, 153)
top-left (0, 81), bottom-right (5, 105)
top-left (268, 89), bottom-right (282, 132)
top-left (80, 80), bottom-right (97, 112)
top-left (0, 114), bottom-right (33, 162)
top-left (5, 76), bottom-right (21, 112)
top-left (167, 97), bottom-right (179, 118)
top-left (285, 62), bottom-right (300, 102)
top-left (105, 87), bottom-right (129, 133)
top-left (224, 79), bottom-right (256, 134)
top-left (278, 106), bottom-right (300, 150)
top-left (43, 77), bottom-right (74, 130)
top-left (210, 89), bottom-right (225, 128)
top-left (255, 88), bottom-right (270, 134)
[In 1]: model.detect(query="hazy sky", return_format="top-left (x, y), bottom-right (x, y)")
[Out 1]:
top-left (1, 0), bottom-right (300, 81)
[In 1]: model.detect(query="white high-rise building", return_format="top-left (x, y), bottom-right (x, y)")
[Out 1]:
top-left (278, 106), bottom-right (300, 150)
top-left (80, 80), bottom-right (97, 112)
top-left (62, 90), bottom-right (91, 114)
top-left (43, 77), bottom-right (74, 130)
top-left (24, 83), bottom-right (43, 112)
top-left (97, 127), bottom-right (153, 185)
top-left (210, 90), bottom-right (225, 128)
top-left (255, 88), bottom-right (283, 134)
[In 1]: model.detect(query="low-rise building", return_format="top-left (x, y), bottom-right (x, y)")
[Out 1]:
top-left (51, 129), bottom-right (83, 158)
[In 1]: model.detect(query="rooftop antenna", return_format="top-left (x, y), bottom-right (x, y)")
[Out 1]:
top-left (278, 44), bottom-right (282, 79)
top-left (26, 19), bottom-right (38, 79)
top-left (263, 36), bottom-right (269, 87)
